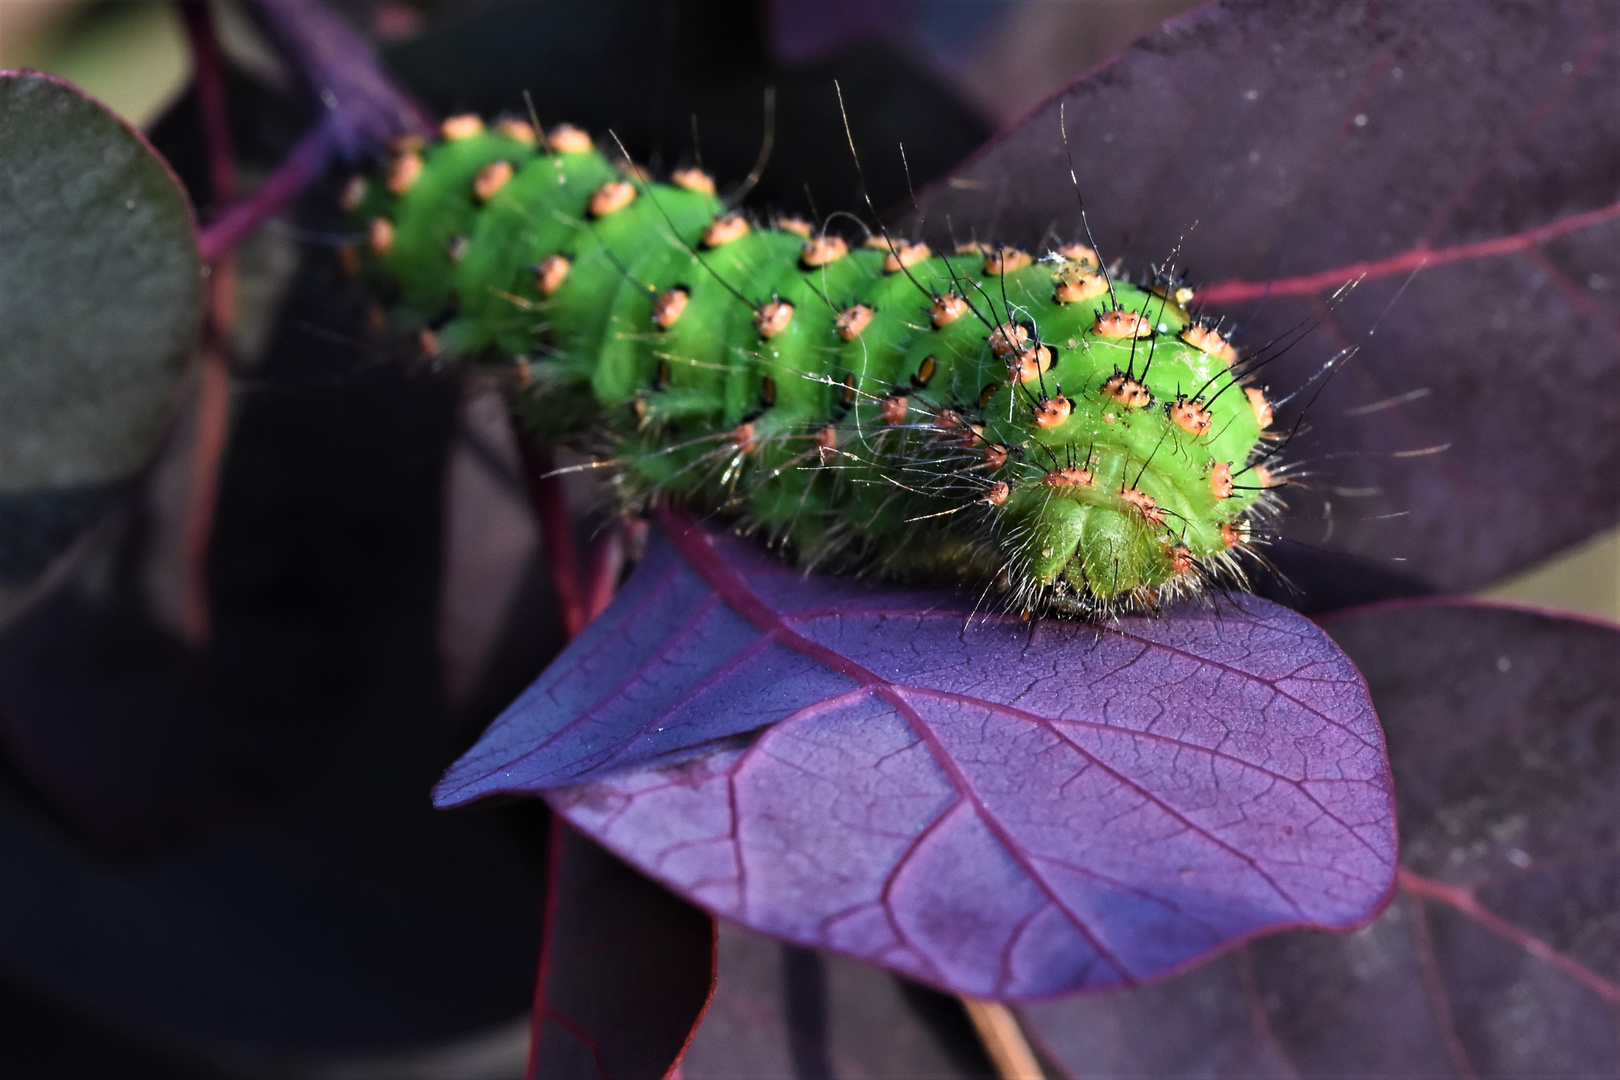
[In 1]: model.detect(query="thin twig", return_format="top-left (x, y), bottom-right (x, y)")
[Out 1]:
top-left (198, 121), bottom-right (335, 261)
top-left (181, 1), bottom-right (236, 200)
top-left (961, 999), bottom-right (1045, 1080)
top-left (181, 312), bottom-right (234, 647)
top-left (196, 0), bottom-right (434, 261)
top-left (178, 0), bottom-right (239, 647)
top-left (515, 435), bottom-right (588, 639)
top-left (580, 523), bottom-right (625, 630)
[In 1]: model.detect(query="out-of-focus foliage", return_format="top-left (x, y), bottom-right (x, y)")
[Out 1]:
top-left (0, 70), bottom-right (200, 618)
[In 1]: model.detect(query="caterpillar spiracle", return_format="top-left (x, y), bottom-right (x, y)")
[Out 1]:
top-left (346, 113), bottom-right (1281, 618)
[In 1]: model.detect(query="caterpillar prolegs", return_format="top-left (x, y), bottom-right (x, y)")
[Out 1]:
top-left (347, 114), bottom-right (1279, 617)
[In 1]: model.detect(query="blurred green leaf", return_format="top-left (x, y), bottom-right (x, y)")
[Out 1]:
top-left (0, 70), bottom-right (201, 610)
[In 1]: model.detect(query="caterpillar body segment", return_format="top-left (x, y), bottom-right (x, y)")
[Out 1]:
top-left (351, 117), bottom-right (1275, 617)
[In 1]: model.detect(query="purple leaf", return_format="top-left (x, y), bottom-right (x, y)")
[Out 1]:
top-left (681, 922), bottom-right (993, 1079)
top-left (532, 820), bottom-right (714, 1080)
top-left (241, 0), bottom-right (431, 155)
top-left (914, 0), bottom-right (1620, 608)
top-left (1017, 600), bottom-right (1620, 1078)
top-left (766, 0), bottom-right (915, 66)
top-left (436, 512), bottom-right (1396, 998)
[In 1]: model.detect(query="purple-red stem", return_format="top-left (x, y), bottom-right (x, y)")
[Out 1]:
top-left (179, 0), bottom-right (240, 646)
top-left (514, 430), bottom-right (632, 640)
top-left (181, 1), bottom-right (611, 1058)
top-left (180, 2), bottom-right (236, 200)
top-left (198, 0), bottom-right (437, 262)
top-left (510, 441), bottom-right (634, 1077)
top-left (515, 440), bottom-right (586, 641)
top-left (191, 0), bottom-right (641, 1058)
top-left (165, 9), bottom-right (651, 1065)
top-left (515, 434), bottom-right (589, 640)
top-left (527, 813), bottom-right (567, 1080)
top-left (198, 122), bottom-right (335, 262)
top-left (581, 519), bottom-right (629, 629)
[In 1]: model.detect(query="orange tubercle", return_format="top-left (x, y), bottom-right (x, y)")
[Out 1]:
top-left (1053, 273), bottom-right (1108, 304)
top-left (1119, 487), bottom-right (1163, 524)
top-left (984, 247), bottom-right (1032, 275)
top-left (1054, 242), bottom-right (1098, 266)
top-left (755, 300), bottom-right (794, 339)
top-left (547, 124), bottom-right (593, 153)
top-left (440, 114), bottom-right (484, 140)
top-left (1246, 386), bottom-right (1274, 428)
top-left (535, 254), bottom-right (570, 295)
top-left (836, 304), bottom-right (874, 341)
top-left (801, 235), bottom-right (848, 267)
top-left (589, 179), bottom-right (636, 217)
top-left (386, 151), bottom-right (423, 195)
top-left (1043, 467), bottom-right (1094, 489)
top-left (1032, 394), bottom-right (1072, 428)
top-left (882, 242), bottom-right (930, 273)
top-left (988, 322), bottom-right (1029, 357)
top-left (930, 293), bottom-right (969, 327)
top-left (671, 168), bottom-right (716, 195)
top-left (496, 118), bottom-right (537, 143)
top-left (1168, 398), bottom-right (1212, 436)
top-left (1094, 307), bottom-right (1152, 339)
top-left (652, 287), bottom-right (689, 329)
top-left (703, 213), bottom-right (750, 248)
top-left (368, 217), bottom-right (394, 255)
top-left (473, 160), bottom-right (514, 202)
top-left (1007, 345), bottom-right (1053, 385)
top-left (1101, 374), bottom-right (1152, 408)
top-left (1181, 324), bottom-right (1238, 365)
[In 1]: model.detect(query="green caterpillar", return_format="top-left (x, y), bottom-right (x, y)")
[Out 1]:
top-left (345, 114), bottom-right (1278, 617)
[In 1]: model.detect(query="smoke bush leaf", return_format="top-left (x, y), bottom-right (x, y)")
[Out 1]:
top-left (0, 72), bottom-right (201, 612)
top-left (1017, 600), bottom-right (1620, 1078)
top-left (915, 0), bottom-right (1620, 609)
top-left (681, 921), bottom-right (994, 1079)
top-left (532, 822), bottom-right (715, 1080)
top-left (436, 513), bottom-right (1395, 998)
